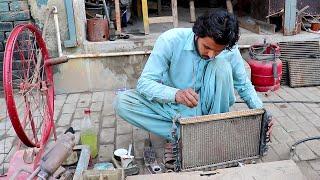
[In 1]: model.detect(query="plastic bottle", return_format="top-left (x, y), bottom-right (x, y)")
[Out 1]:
top-left (80, 109), bottom-right (98, 158)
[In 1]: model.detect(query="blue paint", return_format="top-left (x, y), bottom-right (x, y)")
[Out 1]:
top-left (64, 0), bottom-right (77, 47)
top-left (36, 0), bottom-right (48, 7)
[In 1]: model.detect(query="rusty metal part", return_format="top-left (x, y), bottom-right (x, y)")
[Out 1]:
top-left (179, 109), bottom-right (269, 171)
top-left (87, 18), bottom-right (110, 42)
top-left (288, 58), bottom-right (320, 87)
top-left (45, 56), bottom-right (69, 66)
top-left (311, 22), bottom-right (320, 31)
top-left (279, 41), bottom-right (320, 85)
top-left (39, 132), bottom-right (75, 178)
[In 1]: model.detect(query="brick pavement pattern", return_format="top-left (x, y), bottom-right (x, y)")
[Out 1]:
top-left (0, 86), bottom-right (320, 178)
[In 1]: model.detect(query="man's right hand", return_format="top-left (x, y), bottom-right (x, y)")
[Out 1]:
top-left (175, 88), bottom-right (199, 108)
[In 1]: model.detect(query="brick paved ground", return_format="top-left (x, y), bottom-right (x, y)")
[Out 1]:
top-left (0, 86), bottom-right (320, 179)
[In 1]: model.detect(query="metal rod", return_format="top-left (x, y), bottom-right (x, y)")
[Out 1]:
top-left (66, 50), bottom-right (152, 59)
top-left (53, 6), bottom-right (63, 57)
top-left (102, 0), bottom-right (110, 23)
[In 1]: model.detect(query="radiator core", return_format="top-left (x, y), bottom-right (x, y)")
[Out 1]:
top-left (179, 109), bottom-right (268, 171)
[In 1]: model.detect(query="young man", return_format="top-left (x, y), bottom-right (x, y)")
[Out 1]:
top-left (114, 9), bottom-right (273, 140)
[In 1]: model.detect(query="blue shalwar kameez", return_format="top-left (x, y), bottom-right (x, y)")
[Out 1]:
top-left (114, 28), bottom-right (263, 140)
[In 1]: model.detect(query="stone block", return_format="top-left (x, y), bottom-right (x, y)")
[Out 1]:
top-left (277, 116), bottom-right (300, 133)
top-left (98, 144), bottom-right (114, 162)
top-left (297, 121), bottom-right (320, 137)
top-left (271, 143), bottom-right (290, 160)
top-left (296, 161), bottom-right (320, 180)
top-left (0, 32), bottom-right (4, 41)
top-left (0, 137), bottom-right (15, 153)
top-left (100, 128), bottom-right (115, 144)
top-left (294, 143), bottom-right (317, 161)
top-left (10, 1), bottom-right (29, 11)
top-left (102, 103), bottom-right (115, 116)
top-left (62, 103), bottom-right (76, 114)
top-left (0, 11), bottom-right (30, 21)
top-left (272, 126), bottom-right (294, 144)
top-left (0, 22), bottom-right (13, 32)
top-left (57, 113), bottom-right (72, 127)
top-left (78, 93), bottom-right (92, 107)
top-left (102, 115), bottom-right (116, 128)
top-left (308, 159), bottom-right (320, 171)
top-left (13, 20), bottom-right (31, 26)
top-left (74, 108), bottom-right (86, 119)
top-left (0, 42), bottom-right (4, 52)
top-left (91, 101), bottom-right (103, 112)
top-left (0, 2), bottom-right (9, 12)
top-left (305, 140), bottom-right (320, 157)
top-left (71, 118), bottom-right (82, 131)
top-left (66, 93), bottom-right (80, 104)
top-left (116, 115), bottom-right (133, 135)
top-left (91, 112), bottom-right (100, 124)
top-left (261, 146), bottom-right (280, 162)
top-left (116, 134), bottom-right (132, 149)
top-left (92, 91), bottom-right (104, 102)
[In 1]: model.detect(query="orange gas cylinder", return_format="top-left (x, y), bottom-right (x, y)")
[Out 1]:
top-left (247, 43), bottom-right (282, 92)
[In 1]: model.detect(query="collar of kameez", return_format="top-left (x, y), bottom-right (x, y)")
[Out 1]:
top-left (183, 32), bottom-right (196, 51)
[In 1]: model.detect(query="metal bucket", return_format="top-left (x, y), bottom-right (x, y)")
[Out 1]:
top-left (87, 18), bottom-right (109, 42)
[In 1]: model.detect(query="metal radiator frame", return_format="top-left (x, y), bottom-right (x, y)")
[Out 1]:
top-left (178, 109), bottom-right (269, 171)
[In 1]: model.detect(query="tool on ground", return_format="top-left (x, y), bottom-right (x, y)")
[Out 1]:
top-left (120, 144), bottom-right (134, 168)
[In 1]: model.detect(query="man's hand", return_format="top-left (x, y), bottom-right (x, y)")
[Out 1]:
top-left (175, 88), bottom-right (199, 108)
top-left (266, 115), bottom-right (275, 141)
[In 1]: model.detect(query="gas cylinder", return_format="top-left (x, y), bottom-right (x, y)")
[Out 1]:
top-left (247, 43), bottom-right (282, 92)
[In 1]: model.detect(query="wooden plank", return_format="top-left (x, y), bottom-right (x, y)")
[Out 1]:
top-left (171, 0), bottom-right (178, 28)
top-left (115, 0), bottom-right (121, 34)
top-left (149, 16), bottom-right (174, 24)
top-left (189, 0), bottom-right (196, 23)
top-left (141, 0), bottom-right (150, 34)
top-left (284, 0), bottom-right (297, 35)
top-left (63, 0), bottom-right (77, 47)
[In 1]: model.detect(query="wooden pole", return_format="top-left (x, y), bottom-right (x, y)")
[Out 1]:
top-left (142, 0), bottom-right (150, 34)
top-left (172, 0), bottom-right (178, 27)
top-left (189, 0), bottom-right (196, 23)
top-left (115, 0), bottom-right (121, 34)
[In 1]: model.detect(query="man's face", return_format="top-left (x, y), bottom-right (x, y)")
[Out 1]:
top-left (196, 36), bottom-right (226, 60)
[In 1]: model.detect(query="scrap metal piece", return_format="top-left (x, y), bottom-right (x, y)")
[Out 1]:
top-left (287, 58), bottom-right (320, 87)
top-left (179, 109), bottom-right (268, 171)
top-left (279, 41), bottom-right (320, 85)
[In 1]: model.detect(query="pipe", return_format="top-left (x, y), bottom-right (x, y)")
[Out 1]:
top-left (56, 45), bottom-right (250, 60)
top-left (53, 6), bottom-right (63, 57)
top-left (66, 50), bottom-right (152, 59)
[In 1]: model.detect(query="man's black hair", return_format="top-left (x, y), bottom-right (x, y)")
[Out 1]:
top-left (193, 8), bottom-right (239, 50)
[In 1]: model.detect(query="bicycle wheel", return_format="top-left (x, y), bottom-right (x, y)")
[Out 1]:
top-left (3, 24), bottom-right (54, 147)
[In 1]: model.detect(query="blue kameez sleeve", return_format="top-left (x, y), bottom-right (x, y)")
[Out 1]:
top-left (136, 36), bottom-right (179, 103)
